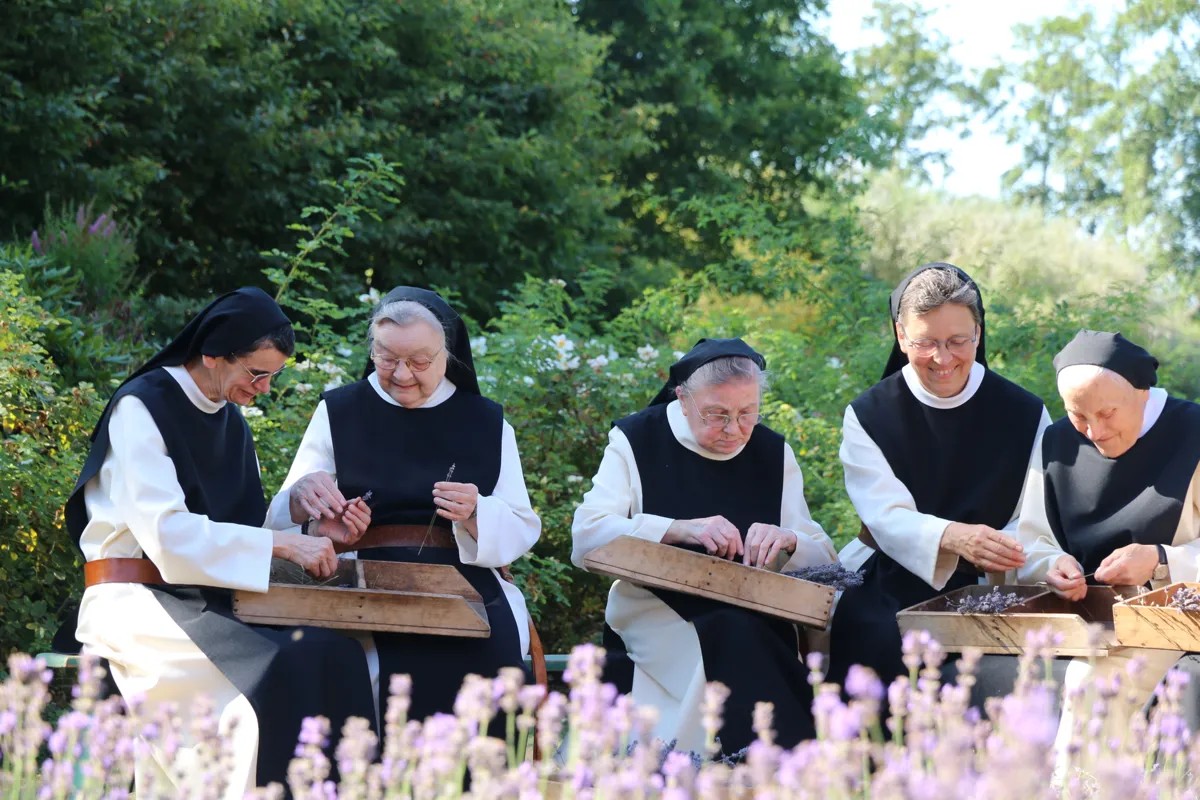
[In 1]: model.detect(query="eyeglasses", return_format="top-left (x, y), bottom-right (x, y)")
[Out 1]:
top-left (370, 348), bottom-right (443, 373)
top-left (235, 357), bottom-right (286, 387)
top-left (683, 391), bottom-right (760, 430)
top-left (900, 326), bottom-right (978, 357)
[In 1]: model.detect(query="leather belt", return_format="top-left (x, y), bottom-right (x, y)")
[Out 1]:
top-left (84, 558), bottom-right (165, 587)
top-left (339, 524), bottom-right (456, 553)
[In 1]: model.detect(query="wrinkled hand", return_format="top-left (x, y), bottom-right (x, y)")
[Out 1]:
top-left (311, 496), bottom-right (372, 548)
top-left (664, 515), bottom-right (743, 560)
top-left (1095, 543), bottom-right (1157, 588)
top-left (433, 481), bottom-right (480, 523)
top-left (1046, 554), bottom-right (1087, 601)
top-left (743, 523), bottom-right (796, 569)
top-left (289, 471), bottom-right (347, 522)
top-left (272, 531), bottom-right (337, 579)
top-left (941, 523), bottom-right (1026, 572)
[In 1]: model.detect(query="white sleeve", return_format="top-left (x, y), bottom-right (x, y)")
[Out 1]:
top-left (100, 395), bottom-right (273, 591)
top-left (839, 404), bottom-right (958, 590)
top-left (264, 400), bottom-right (336, 530)
top-left (779, 442), bottom-right (837, 570)
top-left (453, 421), bottom-right (541, 568)
top-left (999, 407), bottom-right (1052, 536)
top-left (1164, 461), bottom-right (1200, 582)
top-left (1013, 427), bottom-right (1068, 584)
top-left (570, 427), bottom-right (673, 568)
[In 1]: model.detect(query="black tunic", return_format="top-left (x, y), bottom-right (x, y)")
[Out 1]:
top-left (1042, 396), bottom-right (1200, 573)
top-left (828, 369), bottom-right (1044, 689)
top-left (108, 369), bottom-right (377, 787)
top-left (614, 403), bottom-right (816, 753)
top-left (323, 379), bottom-right (524, 724)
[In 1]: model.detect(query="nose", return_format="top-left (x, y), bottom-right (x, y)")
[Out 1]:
top-left (930, 345), bottom-right (954, 364)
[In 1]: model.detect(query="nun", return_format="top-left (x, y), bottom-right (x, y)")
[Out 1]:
top-left (69, 288), bottom-right (377, 797)
top-left (826, 263), bottom-right (1050, 690)
top-left (267, 286), bottom-right (540, 726)
top-left (571, 338), bottom-right (837, 754)
top-left (1015, 330), bottom-right (1200, 775)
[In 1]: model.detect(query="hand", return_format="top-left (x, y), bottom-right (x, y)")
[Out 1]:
top-left (940, 523), bottom-right (1026, 572)
top-left (272, 531), bottom-right (337, 580)
top-left (742, 523), bottom-right (797, 569)
top-left (1095, 543), bottom-right (1158, 588)
top-left (663, 516), bottom-right (743, 560)
top-left (311, 496), bottom-right (372, 548)
top-left (1046, 554), bottom-right (1087, 601)
top-left (433, 481), bottom-right (480, 523)
top-left (289, 471), bottom-right (347, 523)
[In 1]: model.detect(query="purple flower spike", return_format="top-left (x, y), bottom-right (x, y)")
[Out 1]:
top-left (31, 229), bottom-right (42, 253)
top-left (845, 665), bottom-right (884, 702)
top-left (75, 204), bottom-right (87, 229)
top-left (88, 213), bottom-right (109, 235)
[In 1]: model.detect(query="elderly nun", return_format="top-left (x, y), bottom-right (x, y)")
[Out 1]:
top-left (572, 337), bottom-right (837, 754)
top-left (1016, 330), bottom-right (1200, 776)
top-left (827, 263), bottom-right (1050, 691)
top-left (69, 288), bottom-right (376, 797)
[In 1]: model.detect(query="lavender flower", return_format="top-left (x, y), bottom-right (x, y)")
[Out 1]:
top-left (782, 562), bottom-right (865, 590)
top-left (1169, 585), bottom-right (1200, 611)
top-left (950, 587), bottom-right (1023, 614)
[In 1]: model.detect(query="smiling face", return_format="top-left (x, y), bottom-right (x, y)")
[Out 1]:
top-left (896, 303), bottom-right (980, 398)
top-left (199, 346), bottom-right (289, 406)
top-left (1058, 366), bottom-right (1148, 458)
top-left (676, 376), bottom-right (761, 455)
top-left (371, 319), bottom-right (447, 408)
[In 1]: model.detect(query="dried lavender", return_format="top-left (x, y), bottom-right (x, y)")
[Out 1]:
top-left (782, 563), bottom-right (865, 590)
top-left (950, 587), bottom-right (1023, 614)
top-left (419, 462), bottom-right (457, 554)
top-left (1168, 585), bottom-right (1200, 612)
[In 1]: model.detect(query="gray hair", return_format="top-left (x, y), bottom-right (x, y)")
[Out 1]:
top-left (897, 268), bottom-right (981, 325)
top-left (367, 300), bottom-right (446, 351)
top-left (679, 356), bottom-right (768, 395)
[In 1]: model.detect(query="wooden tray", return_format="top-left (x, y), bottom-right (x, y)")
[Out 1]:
top-left (582, 536), bottom-right (834, 628)
top-left (896, 584), bottom-right (1126, 656)
top-left (233, 559), bottom-right (490, 637)
top-left (1113, 582), bottom-right (1200, 650)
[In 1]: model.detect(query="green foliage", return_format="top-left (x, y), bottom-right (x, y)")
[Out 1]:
top-left (0, 270), bottom-right (101, 658)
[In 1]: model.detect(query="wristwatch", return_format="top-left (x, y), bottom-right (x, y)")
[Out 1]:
top-left (1153, 543), bottom-right (1170, 582)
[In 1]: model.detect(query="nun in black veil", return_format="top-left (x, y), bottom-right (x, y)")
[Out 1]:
top-left (69, 287), bottom-right (377, 797)
top-left (268, 286), bottom-right (541, 726)
top-left (825, 263), bottom-right (1049, 691)
top-left (571, 337), bottom-right (838, 755)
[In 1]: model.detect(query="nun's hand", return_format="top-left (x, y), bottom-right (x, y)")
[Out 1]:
top-left (1046, 554), bottom-right (1087, 601)
top-left (289, 471), bottom-right (348, 523)
top-left (743, 523), bottom-right (796, 569)
top-left (664, 516), bottom-right (743, 560)
top-left (272, 531), bottom-right (338, 580)
top-left (311, 496), bottom-right (372, 548)
top-left (433, 481), bottom-right (480, 523)
top-left (941, 523), bottom-right (1026, 573)
top-left (1095, 544), bottom-right (1157, 588)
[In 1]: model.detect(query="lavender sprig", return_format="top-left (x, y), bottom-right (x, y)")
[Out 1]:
top-left (1168, 586), bottom-right (1200, 612)
top-left (782, 563), bottom-right (865, 591)
top-left (418, 463), bottom-right (456, 554)
top-left (950, 587), bottom-right (1022, 614)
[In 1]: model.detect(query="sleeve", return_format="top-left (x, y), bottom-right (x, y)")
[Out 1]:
top-left (264, 400), bottom-right (336, 530)
top-left (839, 404), bottom-right (958, 590)
top-left (453, 421), bottom-right (541, 568)
top-left (570, 427), bottom-right (673, 568)
top-left (1013, 430), bottom-right (1069, 584)
top-left (1163, 460), bottom-right (1200, 583)
top-left (779, 442), bottom-right (838, 570)
top-left (998, 407), bottom-right (1053, 535)
top-left (104, 395), bottom-right (273, 591)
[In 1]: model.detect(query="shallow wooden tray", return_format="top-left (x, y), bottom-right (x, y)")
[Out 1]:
top-left (582, 536), bottom-right (834, 628)
top-left (1113, 582), bottom-right (1200, 650)
top-left (896, 584), bottom-right (1125, 656)
top-left (233, 559), bottom-right (490, 637)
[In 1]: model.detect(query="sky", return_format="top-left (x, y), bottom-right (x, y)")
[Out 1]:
top-left (820, 0), bottom-right (1123, 197)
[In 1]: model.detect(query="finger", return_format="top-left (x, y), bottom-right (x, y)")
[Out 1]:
top-left (299, 497), bottom-right (325, 520)
top-left (698, 534), bottom-right (718, 555)
top-left (763, 538), bottom-right (786, 568)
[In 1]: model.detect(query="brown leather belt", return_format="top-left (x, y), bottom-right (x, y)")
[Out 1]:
top-left (84, 558), bottom-right (165, 587)
top-left (337, 523), bottom-right (456, 553)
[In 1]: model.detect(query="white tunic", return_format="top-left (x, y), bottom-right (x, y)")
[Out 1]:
top-left (75, 365), bottom-right (275, 799)
top-left (837, 362), bottom-right (1052, 589)
top-left (266, 373), bottom-right (541, 655)
top-left (571, 400), bottom-right (836, 750)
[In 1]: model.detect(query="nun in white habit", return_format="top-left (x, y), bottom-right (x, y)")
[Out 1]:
top-left (572, 337), bottom-right (837, 754)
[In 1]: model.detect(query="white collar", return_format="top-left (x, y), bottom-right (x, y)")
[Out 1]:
top-left (367, 371), bottom-right (457, 408)
top-left (164, 365), bottom-right (226, 414)
top-left (900, 361), bottom-right (986, 409)
top-left (666, 399), bottom-right (746, 461)
top-left (1139, 387), bottom-right (1168, 438)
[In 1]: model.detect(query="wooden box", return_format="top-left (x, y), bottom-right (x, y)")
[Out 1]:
top-left (1113, 582), bottom-right (1200, 650)
top-left (233, 559), bottom-right (490, 637)
top-left (582, 536), bottom-right (835, 628)
top-left (896, 584), bottom-right (1125, 656)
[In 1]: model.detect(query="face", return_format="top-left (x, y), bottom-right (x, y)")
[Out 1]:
top-left (200, 346), bottom-right (288, 406)
top-left (371, 320), bottom-right (447, 408)
top-left (1058, 367), bottom-right (1148, 458)
top-left (896, 303), bottom-right (980, 398)
top-left (676, 377), bottom-right (761, 455)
